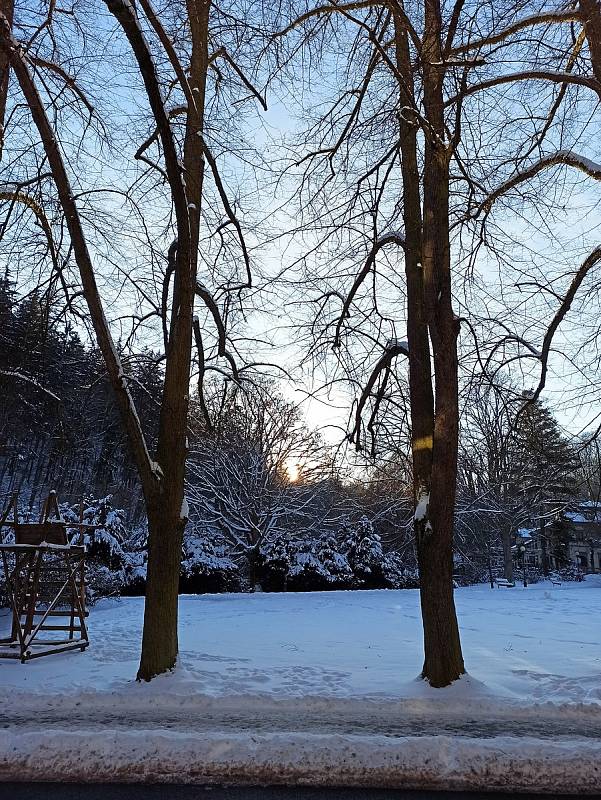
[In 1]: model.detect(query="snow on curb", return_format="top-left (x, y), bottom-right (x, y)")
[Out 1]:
top-left (1, 729), bottom-right (601, 793)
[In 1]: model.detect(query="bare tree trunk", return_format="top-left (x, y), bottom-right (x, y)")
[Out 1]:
top-left (141, 500), bottom-right (185, 677)
top-left (502, 528), bottom-right (514, 582)
top-left (416, 0), bottom-right (465, 687)
top-left (1, 0), bottom-right (230, 681)
top-left (0, 9), bottom-right (162, 673)
top-left (393, 1), bottom-right (465, 687)
top-left (103, 0), bottom-right (202, 681)
top-left (540, 517), bottom-right (549, 576)
top-left (0, 0), bottom-right (12, 160)
top-left (580, 0), bottom-right (601, 83)
top-left (248, 549), bottom-right (258, 591)
top-left (132, 0), bottom-right (210, 680)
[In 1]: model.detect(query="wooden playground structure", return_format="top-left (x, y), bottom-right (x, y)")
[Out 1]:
top-left (0, 491), bottom-right (96, 663)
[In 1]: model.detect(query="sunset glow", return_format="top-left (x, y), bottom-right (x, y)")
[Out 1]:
top-left (284, 459), bottom-right (300, 483)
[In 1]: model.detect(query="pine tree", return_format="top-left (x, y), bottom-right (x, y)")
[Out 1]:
top-left (507, 401), bottom-right (578, 501)
top-left (343, 515), bottom-right (385, 587)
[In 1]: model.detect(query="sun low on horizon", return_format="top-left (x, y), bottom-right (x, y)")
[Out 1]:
top-left (284, 458), bottom-right (300, 483)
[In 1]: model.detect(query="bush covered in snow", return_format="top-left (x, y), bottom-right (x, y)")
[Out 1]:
top-left (0, 495), bottom-right (454, 600)
top-left (551, 566), bottom-right (586, 582)
top-left (258, 516), bottom-right (413, 592)
top-left (286, 536), bottom-right (352, 591)
top-left (381, 552), bottom-right (420, 589)
top-left (343, 516), bottom-right (386, 587)
top-left (62, 496), bottom-right (127, 566)
top-left (180, 529), bottom-right (241, 594)
top-left (119, 524), bottom-right (242, 597)
top-left (60, 496), bottom-right (134, 601)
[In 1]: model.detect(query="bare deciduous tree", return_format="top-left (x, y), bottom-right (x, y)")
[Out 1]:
top-left (275, 0), bottom-right (600, 686)
top-left (0, 0), bottom-right (265, 679)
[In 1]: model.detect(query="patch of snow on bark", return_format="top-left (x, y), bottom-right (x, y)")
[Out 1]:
top-left (414, 493), bottom-right (429, 521)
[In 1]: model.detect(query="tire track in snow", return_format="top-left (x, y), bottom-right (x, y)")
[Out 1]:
top-left (2, 708), bottom-right (600, 740)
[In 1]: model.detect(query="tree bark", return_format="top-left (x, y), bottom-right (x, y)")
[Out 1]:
top-left (580, 0), bottom-right (601, 83)
top-left (140, 500), bottom-right (186, 677)
top-left (103, 0), bottom-right (207, 681)
top-left (0, 0), bottom-right (12, 160)
top-left (0, 2), bottom-right (207, 681)
top-left (416, 0), bottom-right (465, 687)
top-left (540, 517), bottom-right (549, 576)
top-left (502, 528), bottom-right (514, 582)
top-left (393, 1), bottom-right (465, 687)
top-left (135, 0), bottom-right (210, 680)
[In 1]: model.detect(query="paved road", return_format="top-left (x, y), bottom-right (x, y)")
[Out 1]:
top-left (2, 707), bottom-right (600, 740)
top-left (3, 785), bottom-right (601, 800)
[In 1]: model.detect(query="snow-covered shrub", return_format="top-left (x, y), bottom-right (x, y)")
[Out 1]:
top-left (122, 550), bottom-right (148, 596)
top-left (381, 552), bottom-right (419, 589)
top-left (287, 538), bottom-right (336, 591)
top-left (259, 532), bottom-right (293, 591)
top-left (86, 566), bottom-right (125, 603)
top-left (316, 532), bottom-right (353, 588)
top-left (260, 516), bottom-right (419, 593)
top-left (552, 566), bottom-right (585, 582)
top-left (524, 567), bottom-right (542, 584)
top-left (180, 530), bottom-right (241, 594)
top-left (260, 531), bottom-right (354, 592)
top-left (276, 533), bottom-right (352, 592)
top-left (62, 496), bottom-right (127, 569)
top-left (342, 516), bottom-right (388, 588)
top-left (61, 495), bottom-right (129, 600)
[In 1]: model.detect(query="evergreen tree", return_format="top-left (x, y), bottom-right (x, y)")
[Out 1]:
top-left (506, 400), bottom-right (578, 502)
top-left (343, 515), bottom-right (385, 587)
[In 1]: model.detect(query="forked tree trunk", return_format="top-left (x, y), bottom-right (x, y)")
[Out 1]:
top-left (0, 4), bottom-right (202, 681)
top-left (393, 0), bottom-right (465, 687)
top-left (136, 0), bottom-right (210, 680)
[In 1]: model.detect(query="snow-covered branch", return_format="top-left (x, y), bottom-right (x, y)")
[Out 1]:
top-left (451, 11), bottom-right (581, 56)
top-left (0, 370), bottom-right (62, 403)
top-left (446, 71), bottom-right (601, 107)
top-left (480, 150), bottom-right (601, 214)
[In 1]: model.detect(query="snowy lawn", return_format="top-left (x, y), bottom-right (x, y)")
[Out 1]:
top-left (1, 576), bottom-right (600, 706)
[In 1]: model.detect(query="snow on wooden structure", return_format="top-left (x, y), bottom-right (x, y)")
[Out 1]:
top-left (0, 491), bottom-right (94, 662)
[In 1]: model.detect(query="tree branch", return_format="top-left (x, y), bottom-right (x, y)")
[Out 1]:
top-left (0, 12), bottom-right (157, 494)
top-left (530, 246), bottom-right (601, 405)
top-left (452, 11), bottom-right (582, 56)
top-left (480, 150), bottom-right (601, 214)
top-left (333, 232), bottom-right (405, 348)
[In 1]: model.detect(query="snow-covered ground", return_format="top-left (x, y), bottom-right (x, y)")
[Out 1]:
top-left (1, 579), bottom-right (601, 790)
top-left (2, 577), bottom-right (600, 703)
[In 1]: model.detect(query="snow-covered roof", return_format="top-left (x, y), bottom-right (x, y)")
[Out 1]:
top-left (516, 528), bottom-right (535, 538)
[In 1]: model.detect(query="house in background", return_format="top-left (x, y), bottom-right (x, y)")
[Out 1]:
top-left (562, 501), bottom-right (601, 572)
top-left (513, 500), bottom-right (601, 574)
